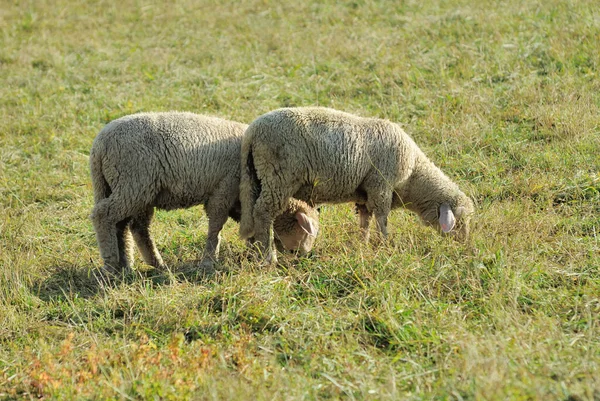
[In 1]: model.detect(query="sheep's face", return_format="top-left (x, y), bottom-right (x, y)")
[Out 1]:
top-left (420, 194), bottom-right (474, 242)
top-left (273, 206), bottom-right (320, 255)
top-left (439, 195), bottom-right (474, 242)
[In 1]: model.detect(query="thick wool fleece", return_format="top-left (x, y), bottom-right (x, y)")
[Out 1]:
top-left (240, 107), bottom-right (474, 261)
top-left (90, 111), bottom-right (316, 275)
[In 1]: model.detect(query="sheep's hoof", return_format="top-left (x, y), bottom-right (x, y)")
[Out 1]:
top-left (263, 251), bottom-right (278, 267)
top-left (153, 262), bottom-right (169, 271)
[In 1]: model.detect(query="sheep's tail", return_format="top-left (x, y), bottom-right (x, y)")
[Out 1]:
top-left (239, 137), bottom-right (259, 240)
top-left (89, 140), bottom-right (111, 204)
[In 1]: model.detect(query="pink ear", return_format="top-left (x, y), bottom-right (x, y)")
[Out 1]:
top-left (296, 212), bottom-right (318, 237)
top-left (439, 204), bottom-right (455, 233)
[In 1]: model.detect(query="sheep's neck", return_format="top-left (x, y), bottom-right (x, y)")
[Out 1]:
top-left (395, 157), bottom-right (456, 217)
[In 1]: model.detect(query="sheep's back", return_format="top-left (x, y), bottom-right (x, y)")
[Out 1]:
top-left (248, 107), bottom-right (411, 203)
top-left (95, 112), bottom-right (246, 208)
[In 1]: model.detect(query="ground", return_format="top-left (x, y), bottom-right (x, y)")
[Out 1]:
top-left (0, 0), bottom-right (598, 399)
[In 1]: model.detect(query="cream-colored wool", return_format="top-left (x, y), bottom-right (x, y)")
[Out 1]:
top-left (90, 111), bottom-right (317, 276)
top-left (240, 107), bottom-right (474, 263)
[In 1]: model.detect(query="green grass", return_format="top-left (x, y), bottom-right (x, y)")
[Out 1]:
top-left (1, 0), bottom-right (599, 399)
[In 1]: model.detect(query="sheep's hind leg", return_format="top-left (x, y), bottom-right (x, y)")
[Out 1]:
top-left (252, 203), bottom-right (277, 265)
top-left (116, 218), bottom-right (134, 270)
top-left (130, 207), bottom-right (166, 270)
top-left (91, 196), bottom-right (134, 277)
top-left (251, 158), bottom-right (303, 264)
top-left (91, 204), bottom-right (119, 274)
top-left (252, 190), bottom-right (297, 266)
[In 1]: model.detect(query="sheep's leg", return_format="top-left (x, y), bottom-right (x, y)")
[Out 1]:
top-left (374, 212), bottom-right (390, 240)
top-left (366, 191), bottom-right (393, 244)
top-left (253, 187), bottom-right (305, 264)
top-left (91, 196), bottom-right (136, 275)
top-left (201, 210), bottom-right (229, 269)
top-left (91, 186), bottom-right (155, 276)
top-left (130, 207), bottom-right (166, 270)
top-left (253, 190), bottom-right (293, 265)
top-left (116, 218), bottom-right (134, 269)
top-left (200, 180), bottom-right (238, 270)
top-left (355, 203), bottom-right (372, 243)
top-left (252, 203), bottom-right (276, 265)
top-left (250, 148), bottom-right (303, 264)
top-left (91, 210), bottom-right (119, 273)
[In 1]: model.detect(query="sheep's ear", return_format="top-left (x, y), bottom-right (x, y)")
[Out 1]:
top-left (296, 212), bottom-right (318, 237)
top-left (439, 204), bottom-right (456, 233)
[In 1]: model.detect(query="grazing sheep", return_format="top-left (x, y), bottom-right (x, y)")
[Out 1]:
top-left (239, 107), bottom-right (474, 263)
top-left (90, 111), bottom-right (318, 277)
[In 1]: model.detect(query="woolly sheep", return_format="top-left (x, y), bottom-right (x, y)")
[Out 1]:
top-left (90, 111), bottom-right (318, 277)
top-left (239, 107), bottom-right (474, 263)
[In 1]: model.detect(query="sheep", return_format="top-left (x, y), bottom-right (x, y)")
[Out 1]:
top-left (90, 111), bottom-right (319, 277)
top-left (239, 107), bottom-right (474, 263)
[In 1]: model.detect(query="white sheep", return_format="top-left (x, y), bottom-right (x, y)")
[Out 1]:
top-left (239, 107), bottom-right (474, 263)
top-left (90, 111), bottom-right (318, 277)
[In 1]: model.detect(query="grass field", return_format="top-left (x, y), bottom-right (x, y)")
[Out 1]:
top-left (1, 0), bottom-right (599, 399)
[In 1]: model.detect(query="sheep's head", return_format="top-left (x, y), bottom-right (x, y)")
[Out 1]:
top-left (418, 193), bottom-right (474, 242)
top-left (273, 199), bottom-right (320, 255)
top-left (437, 193), bottom-right (474, 242)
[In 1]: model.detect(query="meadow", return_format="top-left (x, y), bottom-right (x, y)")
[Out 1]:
top-left (0, 0), bottom-right (599, 399)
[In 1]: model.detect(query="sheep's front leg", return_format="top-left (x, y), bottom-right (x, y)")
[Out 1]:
top-left (374, 212), bottom-right (389, 240)
top-left (355, 203), bottom-right (372, 243)
top-left (366, 191), bottom-right (393, 245)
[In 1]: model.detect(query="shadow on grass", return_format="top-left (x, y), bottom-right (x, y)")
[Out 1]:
top-left (31, 261), bottom-right (232, 302)
top-left (32, 264), bottom-right (104, 301)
